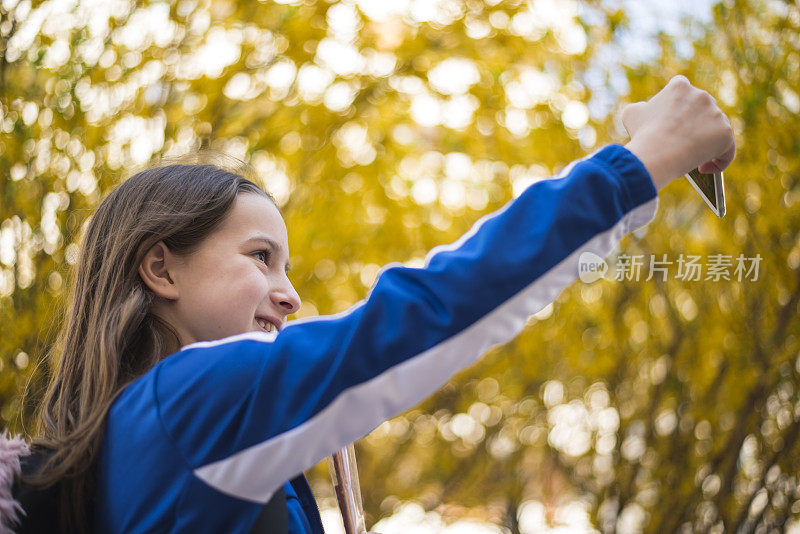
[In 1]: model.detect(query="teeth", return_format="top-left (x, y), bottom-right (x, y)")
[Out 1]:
top-left (256, 318), bottom-right (275, 332)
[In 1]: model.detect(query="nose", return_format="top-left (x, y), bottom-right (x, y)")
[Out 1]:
top-left (272, 278), bottom-right (301, 316)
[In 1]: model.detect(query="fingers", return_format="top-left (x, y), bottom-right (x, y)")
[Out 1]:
top-left (695, 86), bottom-right (737, 175)
top-left (698, 160), bottom-right (723, 174)
top-left (716, 143), bottom-right (736, 171)
top-left (699, 114), bottom-right (736, 174)
top-left (621, 101), bottom-right (646, 137)
top-left (620, 74), bottom-right (736, 185)
top-left (698, 144), bottom-right (736, 174)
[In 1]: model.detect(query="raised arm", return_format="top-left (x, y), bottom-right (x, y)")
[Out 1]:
top-left (153, 74), bottom-right (736, 507)
top-left (154, 143), bottom-right (657, 504)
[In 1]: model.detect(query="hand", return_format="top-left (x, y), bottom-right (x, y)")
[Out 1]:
top-left (621, 75), bottom-right (736, 191)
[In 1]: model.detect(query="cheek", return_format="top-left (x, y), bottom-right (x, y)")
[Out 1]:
top-left (189, 258), bottom-right (262, 304)
top-left (195, 265), bottom-right (267, 331)
top-left (228, 263), bottom-right (272, 299)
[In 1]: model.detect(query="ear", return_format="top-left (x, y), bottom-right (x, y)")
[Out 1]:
top-left (138, 241), bottom-right (180, 301)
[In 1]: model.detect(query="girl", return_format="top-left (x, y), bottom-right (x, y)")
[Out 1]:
top-left (1, 75), bottom-right (734, 533)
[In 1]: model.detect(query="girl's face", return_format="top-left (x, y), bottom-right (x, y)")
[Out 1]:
top-left (140, 192), bottom-right (301, 347)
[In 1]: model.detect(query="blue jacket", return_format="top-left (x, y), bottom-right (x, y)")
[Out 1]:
top-left (94, 144), bottom-right (658, 533)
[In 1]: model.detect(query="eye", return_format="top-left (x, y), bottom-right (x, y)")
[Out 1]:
top-left (253, 249), bottom-right (271, 264)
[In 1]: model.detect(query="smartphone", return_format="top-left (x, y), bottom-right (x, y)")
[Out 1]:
top-left (685, 168), bottom-right (726, 217)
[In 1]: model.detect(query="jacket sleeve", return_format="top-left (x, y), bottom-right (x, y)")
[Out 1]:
top-left (153, 143), bottom-right (658, 503)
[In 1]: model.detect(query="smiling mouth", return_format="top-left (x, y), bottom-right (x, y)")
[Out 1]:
top-left (255, 318), bottom-right (278, 333)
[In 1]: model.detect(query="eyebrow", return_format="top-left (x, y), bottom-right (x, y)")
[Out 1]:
top-left (243, 235), bottom-right (292, 274)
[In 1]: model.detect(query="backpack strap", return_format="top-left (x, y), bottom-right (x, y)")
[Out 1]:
top-left (247, 486), bottom-right (287, 534)
top-left (10, 447), bottom-right (63, 534)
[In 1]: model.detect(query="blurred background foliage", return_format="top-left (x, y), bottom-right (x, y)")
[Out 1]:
top-left (1, 0), bottom-right (799, 531)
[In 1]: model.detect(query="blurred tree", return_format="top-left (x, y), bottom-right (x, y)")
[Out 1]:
top-left (357, 1), bottom-right (800, 533)
top-left (0, 0), bottom-right (797, 532)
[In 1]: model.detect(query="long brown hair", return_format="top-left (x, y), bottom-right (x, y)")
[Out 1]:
top-left (21, 153), bottom-right (276, 532)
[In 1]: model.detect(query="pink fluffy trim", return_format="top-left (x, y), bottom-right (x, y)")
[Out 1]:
top-left (0, 430), bottom-right (30, 534)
